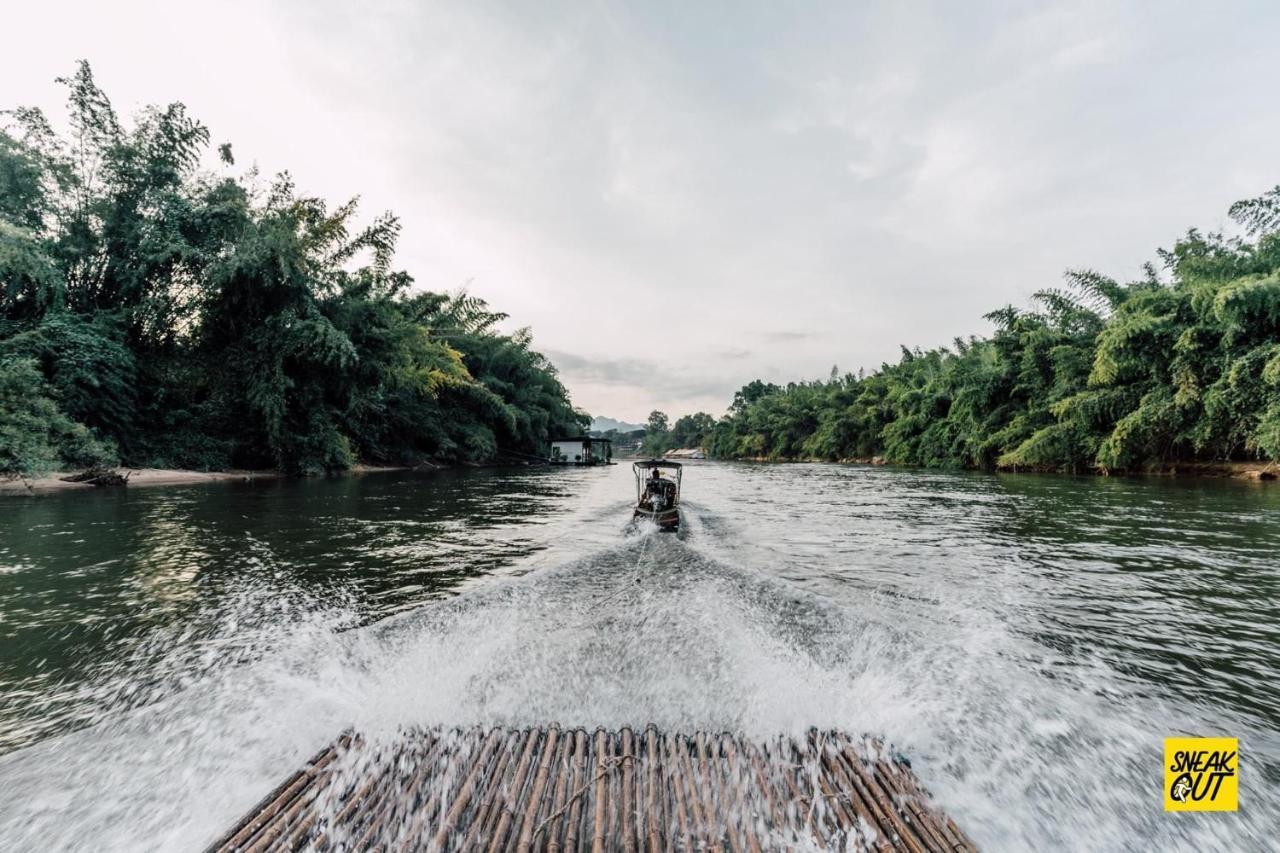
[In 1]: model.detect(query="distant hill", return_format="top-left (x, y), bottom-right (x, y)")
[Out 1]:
top-left (591, 416), bottom-right (645, 433)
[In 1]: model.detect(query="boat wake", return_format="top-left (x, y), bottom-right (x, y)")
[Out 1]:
top-left (0, 510), bottom-right (933, 850)
top-left (0, 500), bottom-right (1270, 851)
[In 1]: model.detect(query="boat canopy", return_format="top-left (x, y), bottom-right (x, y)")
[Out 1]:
top-left (633, 459), bottom-right (682, 504)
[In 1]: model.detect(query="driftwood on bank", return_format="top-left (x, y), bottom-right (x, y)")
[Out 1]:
top-left (206, 726), bottom-right (977, 852)
top-left (58, 466), bottom-right (132, 487)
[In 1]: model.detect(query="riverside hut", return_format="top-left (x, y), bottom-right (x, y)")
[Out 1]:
top-left (550, 437), bottom-right (613, 466)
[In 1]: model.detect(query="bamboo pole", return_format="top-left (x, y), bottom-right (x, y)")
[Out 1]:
top-left (360, 736), bottom-right (444, 850)
top-left (608, 731), bottom-right (623, 851)
top-left (251, 764), bottom-right (334, 853)
top-left (528, 731), bottom-right (570, 842)
top-left (937, 810), bottom-right (972, 853)
top-left (385, 732), bottom-right (448, 851)
top-left (943, 814), bottom-right (977, 853)
top-left (630, 728), bottom-right (645, 851)
top-left (871, 757), bottom-right (953, 853)
top-left (644, 727), bottom-right (662, 853)
top-left (460, 730), bottom-right (523, 850)
top-left (773, 737), bottom-right (829, 848)
top-left (673, 734), bottom-right (721, 852)
top-left (487, 728), bottom-right (543, 853)
top-left (719, 735), bottom-right (764, 853)
top-left (829, 738), bottom-right (926, 853)
top-left (329, 741), bottom-right (407, 846)
top-left (806, 732), bottom-right (889, 852)
top-left (429, 728), bottom-right (502, 851)
top-left (205, 738), bottom-right (344, 853)
top-left (806, 739), bottom-right (861, 845)
top-left (476, 730), bottom-right (530, 849)
top-left (699, 731), bottom-right (748, 853)
top-left (396, 732), bottom-right (479, 853)
top-left (245, 747), bottom-right (355, 853)
top-left (664, 733), bottom-right (695, 853)
top-left (743, 737), bottom-right (788, 839)
top-left (215, 743), bottom-right (338, 852)
top-left (591, 729), bottom-right (609, 853)
top-left (543, 729), bottom-right (574, 853)
top-left (515, 726), bottom-right (561, 852)
top-left (564, 730), bottom-right (588, 853)
top-left (619, 727), bottom-right (636, 853)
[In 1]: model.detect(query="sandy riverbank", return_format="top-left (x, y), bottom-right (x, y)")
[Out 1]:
top-left (0, 468), bottom-right (280, 493)
top-left (0, 461), bottom-right (524, 494)
top-left (0, 465), bottom-right (419, 494)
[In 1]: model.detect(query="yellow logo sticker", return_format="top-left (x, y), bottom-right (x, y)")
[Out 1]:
top-left (1164, 737), bottom-right (1238, 811)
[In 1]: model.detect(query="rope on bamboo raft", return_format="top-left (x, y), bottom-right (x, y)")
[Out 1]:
top-left (531, 753), bottom-right (633, 843)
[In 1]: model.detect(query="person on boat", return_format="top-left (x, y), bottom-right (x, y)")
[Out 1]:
top-left (645, 468), bottom-right (670, 507)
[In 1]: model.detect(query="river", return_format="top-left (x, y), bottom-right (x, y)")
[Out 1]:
top-left (1, 463), bottom-right (1276, 850)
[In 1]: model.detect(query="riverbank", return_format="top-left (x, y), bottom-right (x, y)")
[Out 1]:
top-left (0, 468), bottom-right (280, 493)
top-left (7, 457), bottom-right (1274, 495)
top-left (729, 456), bottom-right (1280, 481)
top-left (0, 458), bottom-right (557, 494)
top-left (0, 464), bottom-right (425, 494)
top-left (1114, 460), bottom-right (1279, 481)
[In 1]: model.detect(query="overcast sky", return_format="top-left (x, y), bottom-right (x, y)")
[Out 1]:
top-left (4, 1), bottom-right (1279, 422)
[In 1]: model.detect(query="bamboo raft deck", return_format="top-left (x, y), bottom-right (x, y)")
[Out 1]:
top-left (208, 726), bottom-right (976, 852)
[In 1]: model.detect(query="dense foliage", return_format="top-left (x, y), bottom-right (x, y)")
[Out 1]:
top-left (0, 63), bottom-right (586, 476)
top-left (706, 189), bottom-right (1280, 472)
top-left (638, 410), bottom-right (717, 457)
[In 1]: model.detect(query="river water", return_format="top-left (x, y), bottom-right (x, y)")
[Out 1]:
top-left (0, 463), bottom-right (1276, 850)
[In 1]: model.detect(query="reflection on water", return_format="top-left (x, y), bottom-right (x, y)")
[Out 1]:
top-left (1, 463), bottom-right (1277, 850)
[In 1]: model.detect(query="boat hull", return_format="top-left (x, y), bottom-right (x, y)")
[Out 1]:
top-left (633, 506), bottom-right (680, 530)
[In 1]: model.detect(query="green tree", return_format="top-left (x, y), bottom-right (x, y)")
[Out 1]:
top-left (0, 63), bottom-right (587, 475)
top-left (702, 186), bottom-right (1280, 474)
top-left (640, 410), bottom-right (672, 456)
top-left (669, 412), bottom-right (715, 448)
top-left (0, 357), bottom-right (115, 474)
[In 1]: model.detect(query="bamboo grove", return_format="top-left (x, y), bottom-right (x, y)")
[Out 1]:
top-left (0, 63), bottom-right (587, 476)
top-left (691, 187), bottom-right (1280, 472)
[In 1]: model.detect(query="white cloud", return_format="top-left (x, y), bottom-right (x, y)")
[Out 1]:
top-left (4, 0), bottom-right (1279, 419)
